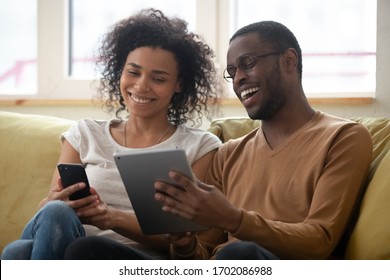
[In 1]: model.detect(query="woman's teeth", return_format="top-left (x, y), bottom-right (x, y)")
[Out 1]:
top-left (131, 94), bottom-right (152, 104)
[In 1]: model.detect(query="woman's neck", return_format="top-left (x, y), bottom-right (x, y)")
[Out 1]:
top-left (123, 117), bottom-right (174, 148)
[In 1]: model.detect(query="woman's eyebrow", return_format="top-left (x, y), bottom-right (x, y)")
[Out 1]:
top-left (126, 62), bottom-right (141, 68)
top-left (126, 62), bottom-right (170, 76)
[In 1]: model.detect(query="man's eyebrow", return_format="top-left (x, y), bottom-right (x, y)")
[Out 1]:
top-left (126, 62), bottom-right (170, 76)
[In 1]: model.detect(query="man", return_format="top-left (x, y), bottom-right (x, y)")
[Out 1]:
top-left (154, 21), bottom-right (373, 259)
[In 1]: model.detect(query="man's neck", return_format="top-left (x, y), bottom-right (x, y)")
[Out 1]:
top-left (261, 102), bottom-right (316, 150)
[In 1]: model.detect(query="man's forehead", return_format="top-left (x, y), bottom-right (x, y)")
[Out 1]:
top-left (227, 34), bottom-right (271, 58)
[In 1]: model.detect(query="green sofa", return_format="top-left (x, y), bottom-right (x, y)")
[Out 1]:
top-left (0, 110), bottom-right (389, 259)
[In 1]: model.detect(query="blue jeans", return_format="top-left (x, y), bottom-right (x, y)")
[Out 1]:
top-left (1, 200), bottom-right (85, 260)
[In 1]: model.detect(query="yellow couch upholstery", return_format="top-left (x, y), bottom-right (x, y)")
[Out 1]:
top-left (0, 111), bottom-right (389, 259)
top-left (0, 111), bottom-right (74, 254)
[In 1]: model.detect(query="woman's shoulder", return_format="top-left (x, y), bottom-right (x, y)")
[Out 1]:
top-left (76, 118), bottom-right (111, 125)
top-left (173, 125), bottom-right (222, 150)
top-left (177, 125), bottom-right (220, 139)
top-left (69, 118), bottom-right (119, 135)
top-left (75, 118), bottom-right (118, 128)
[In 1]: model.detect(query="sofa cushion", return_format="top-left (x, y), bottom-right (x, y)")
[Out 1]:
top-left (0, 111), bottom-right (74, 253)
top-left (344, 148), bottom-right (390, 259)
top-left (208, 117), bottom-right (260, 142)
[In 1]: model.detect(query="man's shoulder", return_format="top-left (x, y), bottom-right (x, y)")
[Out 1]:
top-left (317, 111), bottom-right (355, 125)
top-left (219, 127), bottom-right (260, 150)
top-left (316, 112), bottom-right (369, 133)
top-left (315, 112), bottom-right (372, 148)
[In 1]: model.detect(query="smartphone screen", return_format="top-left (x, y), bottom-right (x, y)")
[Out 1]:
top-left (57, 163), bottom-right (91, 200)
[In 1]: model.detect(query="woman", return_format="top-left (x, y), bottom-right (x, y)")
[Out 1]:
top-left (1, 8), bottom-right (223, 260)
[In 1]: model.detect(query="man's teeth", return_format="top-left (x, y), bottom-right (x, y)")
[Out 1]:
top-left (131, 95), bottom-right (152, 104)
top-left (241, 87), bottom-right (259, 100)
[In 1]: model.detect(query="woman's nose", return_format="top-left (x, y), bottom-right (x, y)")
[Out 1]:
top-left (134, 77), bottom-right (150, 92)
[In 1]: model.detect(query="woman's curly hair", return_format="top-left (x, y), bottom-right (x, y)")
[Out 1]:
top-left (95, 8), bottom-right (223, 126)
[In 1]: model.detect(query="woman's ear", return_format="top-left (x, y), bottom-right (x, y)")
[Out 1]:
top-left (175, 80), bottom-right (182, 93)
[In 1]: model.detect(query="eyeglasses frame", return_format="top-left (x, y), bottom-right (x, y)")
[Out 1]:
top-left (223, 51), bottom-right (284, 82)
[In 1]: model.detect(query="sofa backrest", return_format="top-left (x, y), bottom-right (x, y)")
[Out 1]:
top-left (345, 118), bottom-right (390, 260)
top-left (208, 116), bottom-right (390, 260)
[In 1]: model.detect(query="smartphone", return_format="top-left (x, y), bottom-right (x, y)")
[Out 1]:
top-left (57, 163), bottom-right (91, 200)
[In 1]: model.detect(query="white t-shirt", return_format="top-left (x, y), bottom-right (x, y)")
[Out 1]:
top-left (61, 118), bottom-right (221, 259)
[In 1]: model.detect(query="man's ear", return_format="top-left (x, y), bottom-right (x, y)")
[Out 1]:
top-left (283, 48), bottom-right (298, 67)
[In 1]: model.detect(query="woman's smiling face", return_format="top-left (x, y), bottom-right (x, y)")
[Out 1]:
top-left (120, 46), bottom-right (181, 119)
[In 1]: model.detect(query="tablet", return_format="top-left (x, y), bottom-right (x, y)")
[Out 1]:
top-left (113, 149), bottom-right (208, 235)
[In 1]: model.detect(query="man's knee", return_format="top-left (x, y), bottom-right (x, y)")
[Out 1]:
top-left (64, 236), bottom-right (101, 259)
top-left (216, 241), bottom-right (279, 260)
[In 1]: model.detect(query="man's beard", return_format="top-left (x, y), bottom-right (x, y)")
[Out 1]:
top-left (249, 64), bottom-right (285, 120)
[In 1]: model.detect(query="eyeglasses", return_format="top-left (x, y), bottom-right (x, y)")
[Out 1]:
top-left (223, 51), bottom-right (283, 82)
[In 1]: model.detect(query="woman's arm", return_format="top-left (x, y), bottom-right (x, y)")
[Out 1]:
top-left (38, 139), bottom-right (86, 209)
top-left (191, 149), bottom-right (217, 181)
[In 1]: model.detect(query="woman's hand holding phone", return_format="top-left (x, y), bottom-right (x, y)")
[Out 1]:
top-left (57, 163), bottom-right (91, 200)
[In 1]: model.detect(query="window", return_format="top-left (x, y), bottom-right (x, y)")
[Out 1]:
top-left (230, 0), bottom-right (376, 98)
top-left (0, 0), bottom-right (377, 101)
top-left (0, 0), bottom-right (202, 100)
top-left (70, 0), bottom-right (196, 78)
top-left (0, 0), bottom-right (37, 95)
